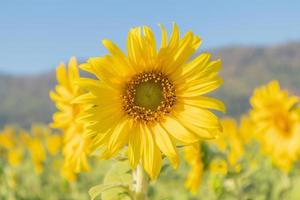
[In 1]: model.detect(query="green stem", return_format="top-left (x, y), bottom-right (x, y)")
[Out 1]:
top-left (133, 164), bottom-right (148, 200)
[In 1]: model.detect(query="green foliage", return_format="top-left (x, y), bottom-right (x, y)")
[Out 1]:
top-left (89, 161), bottom-right (133, 200)
top-left (2, 142), bottom-right (300, 199)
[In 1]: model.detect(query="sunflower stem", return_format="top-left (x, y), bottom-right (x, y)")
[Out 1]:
top-left (133, 164), bottom-right (148, 200)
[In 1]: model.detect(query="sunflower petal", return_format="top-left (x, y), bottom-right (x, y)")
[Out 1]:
top-left (141, 125), bottom-right (161, 180)
top-left (152, 123), bottom-right (179, 168)
top-left (161, 116), bottom-right (199, 144)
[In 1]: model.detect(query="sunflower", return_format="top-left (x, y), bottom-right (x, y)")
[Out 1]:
top-left (50, 57), bottom-right (91, 173)
top-left (76, 24), bottom-right (224, 179)
top-left (46, 134), bottom-right (62, 156)
top-left (0, 126), bottom-right (15, 150)
top-left (27, 137), bottom-right (46, 174)
top-left (210, 118), bottom-right (244, 173)
top-left (7, 148), bottom-right (23, 167)
top-left (209, 159), bottom-right (228, 175)
top-left (250, 80), bottom-right (300, 171)
top-left (0, 127), bottom-right (23, 166)
top-left (184, 143), bottom-right (203, 194)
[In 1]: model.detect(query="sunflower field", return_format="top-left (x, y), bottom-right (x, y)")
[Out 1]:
top-left (1, 24), bottom-right (300, 200)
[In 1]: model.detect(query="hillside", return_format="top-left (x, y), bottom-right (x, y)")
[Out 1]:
top-left (1, 42), bottom-right (300, 128)
top-left (0, 73), bottom-right (55, 128)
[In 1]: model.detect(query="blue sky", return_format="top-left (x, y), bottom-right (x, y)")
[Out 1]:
top-left (1, 0), bottom-right (300, 75)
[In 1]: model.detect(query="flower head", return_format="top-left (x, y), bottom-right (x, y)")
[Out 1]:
top-left (7, 148), bottom-right (23, 167)
top-left (0, 126), bottom-right (16, 150)
top-left (27, 137), bottom-right (46, 174)
top-left (211, 118), bottom-right (244, 172)
top-left (50, 57), bottom-right (91, 174)
top-left (250, 80), bottom-right (300, 171)
top-left (76, 24), bottom-right (224, 179)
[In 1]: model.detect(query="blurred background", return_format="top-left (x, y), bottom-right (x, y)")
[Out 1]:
top-left (1, 0), bottom-right (300, 128)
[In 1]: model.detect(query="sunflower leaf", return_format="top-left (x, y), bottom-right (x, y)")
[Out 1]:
top-left (89, 183), bottom-right (129, 200)
top-left (100, 160), bottom-right (134, 200)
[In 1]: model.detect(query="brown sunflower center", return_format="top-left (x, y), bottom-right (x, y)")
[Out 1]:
top-left (122, 71), bottom-right (176, 123)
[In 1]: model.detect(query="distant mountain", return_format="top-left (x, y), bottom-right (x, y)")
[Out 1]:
top-left (1, 42), bottom-right (300, 128)
top-left (0, 72), bottom-right (55, 128)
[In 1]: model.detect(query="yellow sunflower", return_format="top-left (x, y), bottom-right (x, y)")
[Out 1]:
top-left (209, 159), bottom-right (228, 175)
top-left (27, 137), bottom-right (46, 174)
top-left (0, 127), bottom-right (23, 166)
top-left (184, 143), bottom-right (203, 194)
top-left (250, 80), bottom-right (300, 171)
top-left (211, 118), bottom-right (244, 172)
top-left (50, 57), bottom-right (91, 173)
top-left (0, 126), bottom-right (15, 150)
top-left (7, 148), bottom-right (23, 167)
top-left (76, 24), bottom-right (224, 179)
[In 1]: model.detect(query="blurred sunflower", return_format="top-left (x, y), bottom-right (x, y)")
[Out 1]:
top-left (0, 126), bottom-right (16, 150)
top-left (27, 137), bottom-right (46, 174)
top-left (0, 127), bottom-right (22, 166)
top-left (7, 148), bottom-right (23, 167)
top-left (250, 80), bottom-right (300, 171)
top-left (46, 134), bottom-right (62, 156)
top-left (209, 159), bottom-right (228, 175)
top-left (184, 143), bottom-right (203, 194)
top-left (31, 125), bottom-right (50, 138)
top-left (75, 23), bottom-right (224, 179)
top-left (211, 118), bottom-right (244, 173)
top-left (50, 57), bottom-right (91, 174)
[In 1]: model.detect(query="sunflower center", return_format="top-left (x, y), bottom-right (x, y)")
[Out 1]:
top-left (134, 81), bottom-right (163, 110)
top-left (122, 71), bottom-right (176, 123)
top-left (274, 113), bottom-right (291, 134)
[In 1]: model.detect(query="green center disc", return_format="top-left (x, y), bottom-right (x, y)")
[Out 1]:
top-left (134, 81), bottom-right (163, 110)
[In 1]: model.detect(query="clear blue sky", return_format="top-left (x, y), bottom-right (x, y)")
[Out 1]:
top-left (1, 0), bottom-right (300, 75)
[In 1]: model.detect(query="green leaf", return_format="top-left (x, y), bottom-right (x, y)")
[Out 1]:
top-left (89, 183), bottom-right (129, 200)
top-left (103, 160), bottom-right (132, 184)
top-left (101, 160), bottom-right (133, 200)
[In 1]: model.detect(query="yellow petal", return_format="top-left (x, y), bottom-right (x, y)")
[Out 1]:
top-left (174, 104), bottom-right (221, 139)
top-left (68, 57), bottom-right (80, 86)
top-left (108, 119), bottom-right (132, 155)
top-left (179, 77), bottom-right (223, 97)
top-left (141, 125), bottom-right (161, 180)
top-left (56, 63), bottom-right (68, 86)
top-left (152, 123), bottom-right (179, 168)
top-left (158, 24), bottom-right (168, 49)
top-left (183, 96), bottom-right (226, 113)
top-left (128, 123), bottom-right (142, 168)
top-left (161, 116), bottom-right (199, 144)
